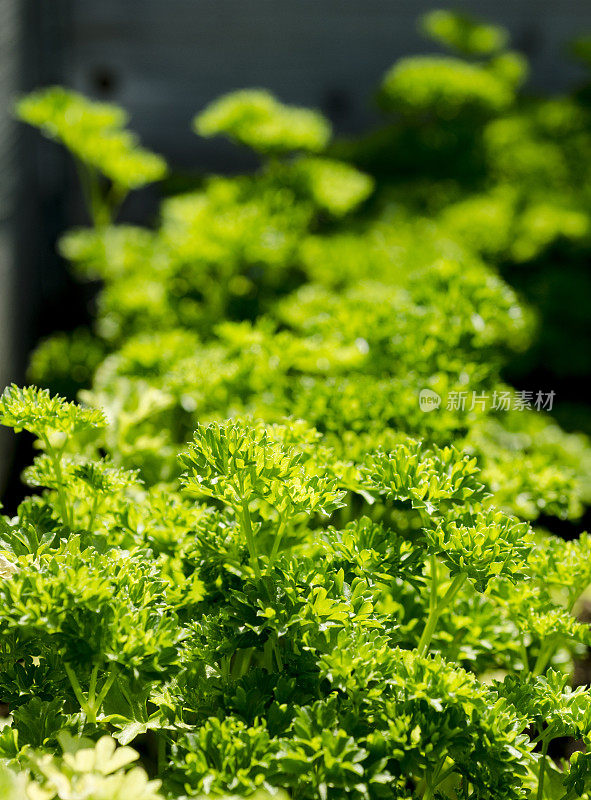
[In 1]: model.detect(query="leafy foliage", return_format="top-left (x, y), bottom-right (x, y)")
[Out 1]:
top-left (194, 89), bottom-right (331, 155)
top-left (0, 385), bottom-right (105, 438)
top-left (16, 87), bottom-right (167, 226)
top-left (421, 9), bottom-right (508, 56)
top-left (379, 56), bottom-right (518, 116)
top-left (3, 7), bottom-right (591, 800)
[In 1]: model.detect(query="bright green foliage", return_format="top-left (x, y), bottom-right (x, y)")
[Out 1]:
top-left (180, 420), bottom-right (344, 575)
top-left (422, 9), bottom-right (508, 56)
top-left (529, 532), bottom-right (591, 609)
top-left (0, 764), bottom-right (27, 800)
top-left (379, 57), bottom-right (517, 116)
top-left (0, 538), bottom-right (183, 676)
top-left (181, 420), bottom-right (344, 518)
top-left (23, 454), bottom-right (138, 495)
top-left (176, 717), bottom-right (276, 796)
top-left (286, 157), bottom-right (374, 216)
top-left (0, 385), bottom-right (105, 437)
top-left (0, 385), bottom-right (107, 530)
top-left (16, 86), bottom-right (167, 190)
top-left (194, 89), bottom-right (331, 155)
top-left (1, 388), bottom-right (589, 797)
top-left (16, 85), bottom-right (126, 137)
top-left (362, 441), bottom-right (487, 516)
top-left (10, 734), bottom-right (164, 799)
top-left (425, 508), bottom-right (533, 591)
top-left (4, 7), bottom-right (591, 800)
top-left (16, 87), bottom-right (167, 225)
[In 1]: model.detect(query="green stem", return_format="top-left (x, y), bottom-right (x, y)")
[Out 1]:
top-left (273, 638), bottom-right (283, 671)
top-left (43, 436), bottom-right (73, 529)
top-left (73, 159), bottom-right (110, 228)
top-left (270, 517), bottom-right (287, 562)
top-left (422, 754), bottom-right (447, 799)
top-left (88, 167), bottom-right (110, 229)
top-left (65, 663), bottom-right (91, 717)
top-left (74, 157), bottom-right (96, 224)
top-left (520, 642), bottom-right (530, 674)
top-left (65, 663), bottom-right (115, 724)
top-left (88, 665), bottom-right (99, 708)
top-left (417, 571), bottom-right (466, 657)
top-left (263, 634), bottom-right (283, 672)
top-left (532, 640), bottom-right (555, 677)
top-left (429, 554), bottom-right (438, 611)
top-left (537, 736), bottom-right (549, 800)
top-left (88, 494), bottom-right (100, 535)
top-left (96, 669), bottom-right (117, 714)
top-left (262, 637), bottom-right (274, 672)
top-left (239, 496), bottom-right (261, 579)
top-left (231, 647), bottom-right (254, 680)
top-left (432, 764), bottom-right (456, 789)
top-left (116, 674), bottom-right (138, 715)
top-left (338, 491), bottom-right (353, 527)
top-left (106, 181), bottom-right (128, 220)
top-left (417, 609), bottom-right (439, 659)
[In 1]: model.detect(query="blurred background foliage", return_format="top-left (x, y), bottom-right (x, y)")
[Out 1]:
top-left (5, 9), bottom-right (591, 538)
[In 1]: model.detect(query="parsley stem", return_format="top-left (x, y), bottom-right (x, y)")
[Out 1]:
top-left (88, 665), bottom-right (99, 708)
top-left (429, 554), bottom-right (438, 611)
top-left (270, 517), bottom-right (287, 561)
top-left (88, 494), bottom-right (100, 535)
top-left (74, 157), bottom-right (95, 224)
top-left (537, 736), bottom-right (549, 800)
top-left (417, 572), bottom-right (466, 657)
top-left (94, 669), bottom-right (117, 712)
top-left (65, 663), bottom-right (115, 724)
top-left (520, 642), bottom-right (530, 673)
top-left (423, 757), bottom-right (445, 799)
top-left (432, 764), bottom-right (457, 789)
top-left (239, 496), bottom-right (261, 579)
top-left (106, 181), bottom-right (128, 221)
top-left (274, 638), bottom-right (283, 671)
top-left (88, 166), bottom-right (110, 229)
top-left (43, 435), bottom-right (73, 530)
top-left (532, 640), bottom-right (554, 677)
top-left (231, 647), bottom-right (254, 679)
top-left (64, 663), bottom-right (91, 718)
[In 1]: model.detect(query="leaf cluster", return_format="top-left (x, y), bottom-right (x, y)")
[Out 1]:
top-left (4, 7), bottom-right (591, 800)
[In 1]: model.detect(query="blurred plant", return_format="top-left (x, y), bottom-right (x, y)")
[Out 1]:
top-left (4, 7), bottom-right (591, 800)
top-left (16, 86), bottom-right (167, 227)
top-left (421, 9), bottom-right (509, 56)
top-left (194, 89), bottom-right (331, 157)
